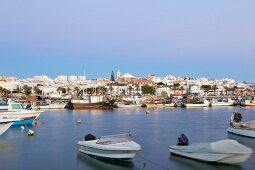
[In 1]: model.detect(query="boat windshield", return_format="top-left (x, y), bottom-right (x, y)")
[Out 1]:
top-left (11, 103), bottom-right (24, 110)
top-left (96, 134), bottom-right (131, 145)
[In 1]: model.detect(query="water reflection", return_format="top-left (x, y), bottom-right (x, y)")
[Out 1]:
top-left (77, 153), bottom-right (134, 170)
top-left (170, 154), bottom-right (244, 170)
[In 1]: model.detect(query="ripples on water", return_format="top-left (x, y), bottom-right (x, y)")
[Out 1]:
top-left (0, 107), bottom-right (255, 170)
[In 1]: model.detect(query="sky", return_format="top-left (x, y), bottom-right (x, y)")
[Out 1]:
top-left (0, 0), bottom-right (255, 82)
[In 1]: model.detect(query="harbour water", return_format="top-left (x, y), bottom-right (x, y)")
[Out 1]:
top-left (0, 107), bottom-right (255, 170)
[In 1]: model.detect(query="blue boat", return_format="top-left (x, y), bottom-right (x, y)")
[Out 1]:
top-left (0, 103), bottom-right (8, 110)
top-left (12, 117), bottom-right (35, 126)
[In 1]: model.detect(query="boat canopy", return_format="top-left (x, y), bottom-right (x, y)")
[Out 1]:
top-left (96, 134), bottom-right (131, 145)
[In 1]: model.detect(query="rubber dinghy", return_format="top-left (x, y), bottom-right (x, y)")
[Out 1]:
top-left (77, 133), bottom-right (141, 161)
top-left (227, 112), bottom-right (255, 138)
top-left (170, 139), bottom-right (253, 164)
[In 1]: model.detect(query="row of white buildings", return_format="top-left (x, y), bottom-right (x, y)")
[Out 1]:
top-left (0, 73), bottom-right (253, 98)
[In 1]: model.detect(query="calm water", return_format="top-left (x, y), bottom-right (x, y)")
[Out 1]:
top-left (0, 107), bottom-right (255, 170)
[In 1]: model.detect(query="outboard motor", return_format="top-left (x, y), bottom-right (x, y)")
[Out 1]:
top-left (84, 134), bottom-right (96, 141)
top-left (177, 134), bottom-right (189, 146)
top-left (232, 112), bottom-right (242, 123)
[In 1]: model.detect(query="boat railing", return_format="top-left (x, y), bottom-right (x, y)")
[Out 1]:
top-left (96, 133), bottom-right (131, 145)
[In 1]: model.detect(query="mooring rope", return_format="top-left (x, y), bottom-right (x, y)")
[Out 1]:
top-left (137, 154), bottom-right (171, 170)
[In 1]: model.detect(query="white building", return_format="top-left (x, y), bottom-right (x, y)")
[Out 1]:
top-left (57, 75), bottom-right (68, 82)
top-left (156, 87), bottom-right (172, 97)
top-left (68, 75), bottom-right (77, 82)
top-left (78, 76), bottom-right (86, 81)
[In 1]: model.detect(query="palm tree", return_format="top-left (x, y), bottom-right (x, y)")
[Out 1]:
top-left (211, 85), bottom-right (218, 96)
top-left (128, 86), bottom-right (133, 95)
top-left (22, 85), bottom-right (32, 96)
top-left (172, 83), bottom-right (180, 93)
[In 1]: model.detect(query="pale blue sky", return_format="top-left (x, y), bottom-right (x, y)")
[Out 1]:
top-left (0, 0), bottom-right (255, 81)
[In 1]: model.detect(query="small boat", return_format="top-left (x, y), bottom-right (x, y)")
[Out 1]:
top-left (211, 98), bottom-right (234, 106)
top-left (241, 96), bottom-right (255, 106)
top-left (0, 117), bottom-right (20, 135)
top-left (185, 99), bottom-right (210, 107)
top-left (0, 103), bottom-right (43, 125)
top-left (227, 111), bottom-right (255, 138)
top-left (0, 122), bottom-right (13, 135)
top-left (113, 101), bottom-right (141, 108)
top-left (77, 133), bottom-right (141, 161)
top-left (170, 136), bottom-right (253, 164)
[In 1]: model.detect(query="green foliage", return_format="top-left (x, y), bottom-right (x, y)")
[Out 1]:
top-left (141, 85), bottom-right (155, 95)
top-left (110, 71), bottom-right (115, 81)
top-left (157, 82), bottom-right (165, 86)
top-left (161, 91), bottom-right (168, 97)
top-left (22, 85), bottom-right (32, 95)
top-left (33, 86), bottom-right (42, 94)
top-left (57, 87), bottom-right (66, 94)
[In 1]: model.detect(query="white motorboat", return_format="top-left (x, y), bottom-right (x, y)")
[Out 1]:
top-left (0, 117), bottom-right (20, 135)
top-left (211, 98), bottom-right (234, 106)
top-left (0, 122), bottom-right (13, 135)
top-left (35, 103), bottom-right (66, 109)
top-left (77, 134), bottom-right (141, 161)
top-left (227, 112), bottom-right (255, 138)
top-left (185, 99), bottom-right (210, 107)
top-left (114, 102), bottom-right (141, 108)
top-left (170, 139), bottom-right (253, 164)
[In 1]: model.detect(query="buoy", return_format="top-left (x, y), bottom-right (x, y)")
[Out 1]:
top-left (128, 131), bottom-right (131, 136)
top-left (76, 119), bottom-right (81, 124)
top-left (28, 129), bottom-right (34, 136)
top-left (146, 110), bottom-right (150, 114)
top-left (21, 126), bottom-right (25, 130)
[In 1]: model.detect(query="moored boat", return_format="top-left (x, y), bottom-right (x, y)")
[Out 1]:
top-left (70, 95), bottom-right (114, 109)
top-left (77, 133), bottom-right (141, 161)
top-left (211, 98), bottom-right (234, 106)
top-left (227, 111), bottom-right (255, 138)
top-left (170, 136), bottom-right (253, 164)
top-left (185, 99), bottom-right (210, 107)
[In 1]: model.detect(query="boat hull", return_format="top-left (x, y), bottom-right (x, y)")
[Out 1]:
top-left (170, 149), bottom-right (252, 164)
top-left (77, 140), bottom-right (141, 161)
top-left (227, 127), bottom-right (255, 138)
top-left (71, 101), bottom-right (114, 109)
top-left (12, 117), bottom-right (35, 126)
top-left (0, 122), bottom-right (13, 135)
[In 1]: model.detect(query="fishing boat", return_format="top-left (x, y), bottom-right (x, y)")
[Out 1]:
top-left (77, 133), bottom-right (141, 161)
top-left (185, 98), bottom-right (210, 107)
top-left (70, 95), bottom-right (115, 109)
top-left (33, 100), bottom-right (66, 109)
top-left (227, 111), bottom-right (255, 138)
top-left (241, 96), bottom-right (255, 106)
top-left (170, 138), bottom-right (253, 164)
top-left (0, 103), bottom-right (43, 125)
top-left (113, 102), bottom-right (141, 108)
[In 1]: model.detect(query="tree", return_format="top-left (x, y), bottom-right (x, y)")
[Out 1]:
top-left (33, 86), bottom-right (42, 95)
top-left (22, 85), bottom-right (32, 96)
top-left (161, 91), bottom-right (168, 97)
top-left (110, 71), bottom-right (115, 81)
top-left (211, 85), bottom-right (218, 96)
top-left (141, 85), bottom-right (155, 95)
top-left (109, 84), bottom-right (113, 96)
top-left (201, 85), bottom-right (211, 96)
top-left (57, 87), bottom-right (66, 94)
top-left (172, 83), bottom-right (180, 93)
top-left (128, 86), bottom-right (133, 95)
top-left (156, 82), bottom-right (165, 86)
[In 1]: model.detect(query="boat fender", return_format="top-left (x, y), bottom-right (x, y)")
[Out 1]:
top-left (177, 134), bottom-right (189, 146)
